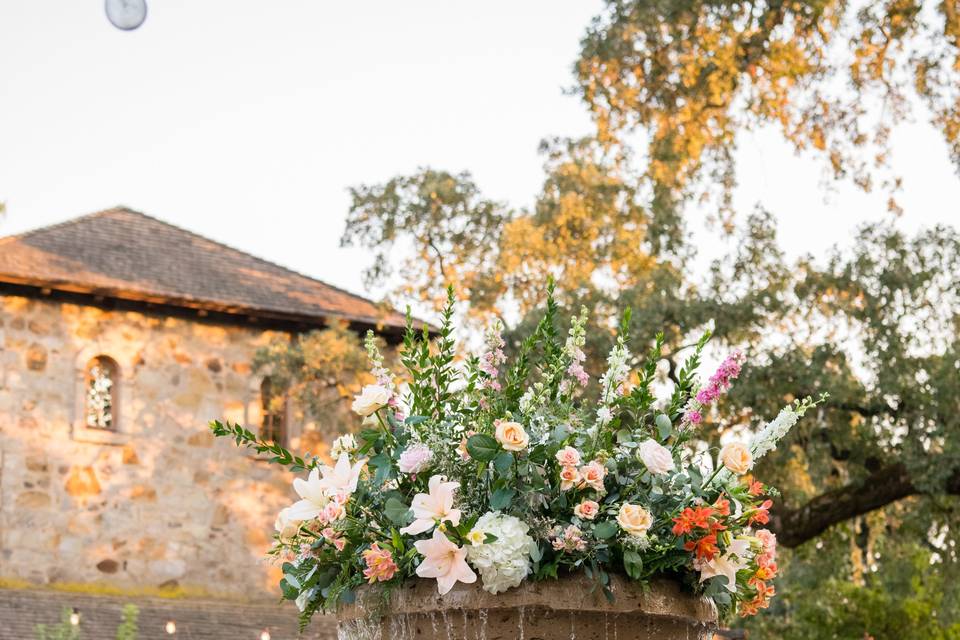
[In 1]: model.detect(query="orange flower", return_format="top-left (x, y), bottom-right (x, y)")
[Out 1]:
top-left (748, 499), bottom-right (773, 526)
top-left (684, 532), bottom-right (720, 561)
top-left (713, 496), bottom-right (731, 516)
top-left (747, 480), bottom-right (764, 496)
top-left (672, 506), bottom-right (715, 535)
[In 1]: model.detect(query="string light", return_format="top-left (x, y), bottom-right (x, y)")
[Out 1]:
top-left (69, 608), bottom-right (80, 626)
top-left (165, 620), bottom-right (177, 634)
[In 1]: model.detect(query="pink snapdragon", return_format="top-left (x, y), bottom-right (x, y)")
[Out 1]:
top-left (683, 350), bottom-right (744, 426)
top-left (697, 350), bottom-right (744, 405)
top-left (362, 543), bottom-right (399, 583)
top-left (478, 321), bottom-right (507, 391)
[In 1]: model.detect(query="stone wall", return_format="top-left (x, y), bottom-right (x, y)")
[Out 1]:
top-left (0, 294), bottom-right (351, 601)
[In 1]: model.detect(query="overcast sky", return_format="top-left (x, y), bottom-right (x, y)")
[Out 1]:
top-left (2, 1), bottom-right (958, 306)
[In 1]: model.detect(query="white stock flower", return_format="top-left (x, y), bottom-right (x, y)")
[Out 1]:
top-left (637, 439), bottom-right (675, 475)
top-left (750, 406), bottom-right (801, 460)
top-left (330, 433), bottom-right (357, 459)
top-left (465, 512), bottom-right (536, 594)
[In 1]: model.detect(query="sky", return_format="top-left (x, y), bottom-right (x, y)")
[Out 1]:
top-left (2, 0), bottom-right (959, 309)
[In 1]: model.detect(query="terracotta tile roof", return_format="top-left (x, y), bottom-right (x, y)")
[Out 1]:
top-left (0, 207), bottom-right (411, 331)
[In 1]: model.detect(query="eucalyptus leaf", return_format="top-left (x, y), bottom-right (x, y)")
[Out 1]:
top-left (490, 487), bottom-right (516, 510)
top-left (655, 413), bottom-right (673, 441)
top-left (385, 497), bottom-right (412, 525)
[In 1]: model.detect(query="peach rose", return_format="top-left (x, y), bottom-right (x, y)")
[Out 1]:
top-left (578, 460), bottom-right (607, 492)
top-left (617, 503), bottom-right (653, 537)
top-left (720, 442), bottom-right (754, 475)
top-left (495, 420), bottom-right (529, 452)
top-left (555, 446), bottom-right (582, 467)
top-left (574, 499), bottom-right (600, 520)
top-left (559, 465), bottom-right (580, 491)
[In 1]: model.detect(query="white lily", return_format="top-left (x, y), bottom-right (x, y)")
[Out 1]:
top-left (400, 474), bottom-right (462, 535)
top-left (317, 453), bottom-right (367, 497)
top-left (697, 538), bottom-right (752, 592)
top-left (287, 468), bottom-right (329, 521)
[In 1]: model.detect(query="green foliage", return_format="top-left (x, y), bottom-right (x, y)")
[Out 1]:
top-left (34, 605), bottom-right (139, 640)
top-left (35, 609), bottom-right (80, 640)
top-left (341, 168), bottom-right (510, 308)
top-left (209, 420), bottom-right (312, 471)
top-left (251, 320), bottom-right (371, 424)
top-left (115, 605), bottom-right (139, 640)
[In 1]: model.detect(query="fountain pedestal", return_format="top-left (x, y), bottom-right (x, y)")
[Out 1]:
top-left (337, 573), bottom-right (718, 640)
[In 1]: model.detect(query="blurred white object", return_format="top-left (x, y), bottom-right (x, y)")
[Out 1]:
top-left (105, 0), bottom-right (147, 30)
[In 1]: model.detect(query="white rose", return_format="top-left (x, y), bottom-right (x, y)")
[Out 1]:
top-left (637, 439), bottom-right (675, 475)
top-left (351, 384), bottom-right (391, 417)
top-left (719, 442), bottom-right (754, 475)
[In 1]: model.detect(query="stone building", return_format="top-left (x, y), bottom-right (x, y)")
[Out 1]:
top-left (0, 208), bottom-right (409, 638)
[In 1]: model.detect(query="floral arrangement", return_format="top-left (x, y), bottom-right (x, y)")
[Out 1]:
top-left (211, 287), bottom-right (825, 628)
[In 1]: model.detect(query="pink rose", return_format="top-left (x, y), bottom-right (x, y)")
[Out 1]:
top-left (559, 465), bottom-right (580, 491)
top-left (555, 446), bottom-right (582, 467)
top-left (578, 461), bottom-right (607, 492)
top-left (398, 443), bottom-right (434, 474)
top-left (573, 499), bottom-right (599, 520)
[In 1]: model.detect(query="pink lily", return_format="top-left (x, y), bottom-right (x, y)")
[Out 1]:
top-left (413, 528), bottom-right (477, 595)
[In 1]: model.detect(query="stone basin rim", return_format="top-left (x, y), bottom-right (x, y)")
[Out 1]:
top-left (337, 573), bottom-right (718, 624)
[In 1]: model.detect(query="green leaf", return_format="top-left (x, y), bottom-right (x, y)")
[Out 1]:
top-left (493, 451), bottom-right (515, 474)
top-left (489, 487), bottom-right (516, 510)
top-left (655, 414), bottom-right (673, 441)
top-left (593, 521), bottom-right (617, 539)
top-left (466, 434), bottom-right (500, 462)
top-left (623, 549), bottom-right (644, 580)
top-left (384, 497), bottom-right (412, 526)
top-left (405, 415), bottom-right (428, 425)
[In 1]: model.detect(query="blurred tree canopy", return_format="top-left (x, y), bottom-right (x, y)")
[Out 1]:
top-left (576, 0), bottom-right (960, 218)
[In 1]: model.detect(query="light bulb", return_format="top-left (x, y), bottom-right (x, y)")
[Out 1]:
top-left (260, 631), bottom-right (271, 640)
top-left (69, 609), bottom-right (80, 626)
top-left (165, 620), bottom-right (177, 634)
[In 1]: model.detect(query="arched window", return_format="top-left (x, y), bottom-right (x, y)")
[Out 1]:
top-left (260, 377), bottom-right (287, 445)
top-left (85, 356), bottom-right (119, 430)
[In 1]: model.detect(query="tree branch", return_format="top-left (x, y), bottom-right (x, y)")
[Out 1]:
top-left (769, 463), bottom-right (960, 548)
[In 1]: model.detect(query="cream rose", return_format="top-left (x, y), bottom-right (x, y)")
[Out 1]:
top-left (720, 442), bottom-right (754, 475)
top-left (637, 439), bottom-right (675, 475)
top-left (617, 503), bottom-right (653, 537)
top-left (351, 384), bottom-right (391, 417)
top-left (495, 420), bottom-right (529, 452)
top-left (555, 446), bottom-right (582, 467)
top-left (573, 500), bottom-right (599, 521)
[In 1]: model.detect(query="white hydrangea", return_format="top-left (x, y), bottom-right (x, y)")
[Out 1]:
top-left (466, 512), bottom-right (537, 594)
